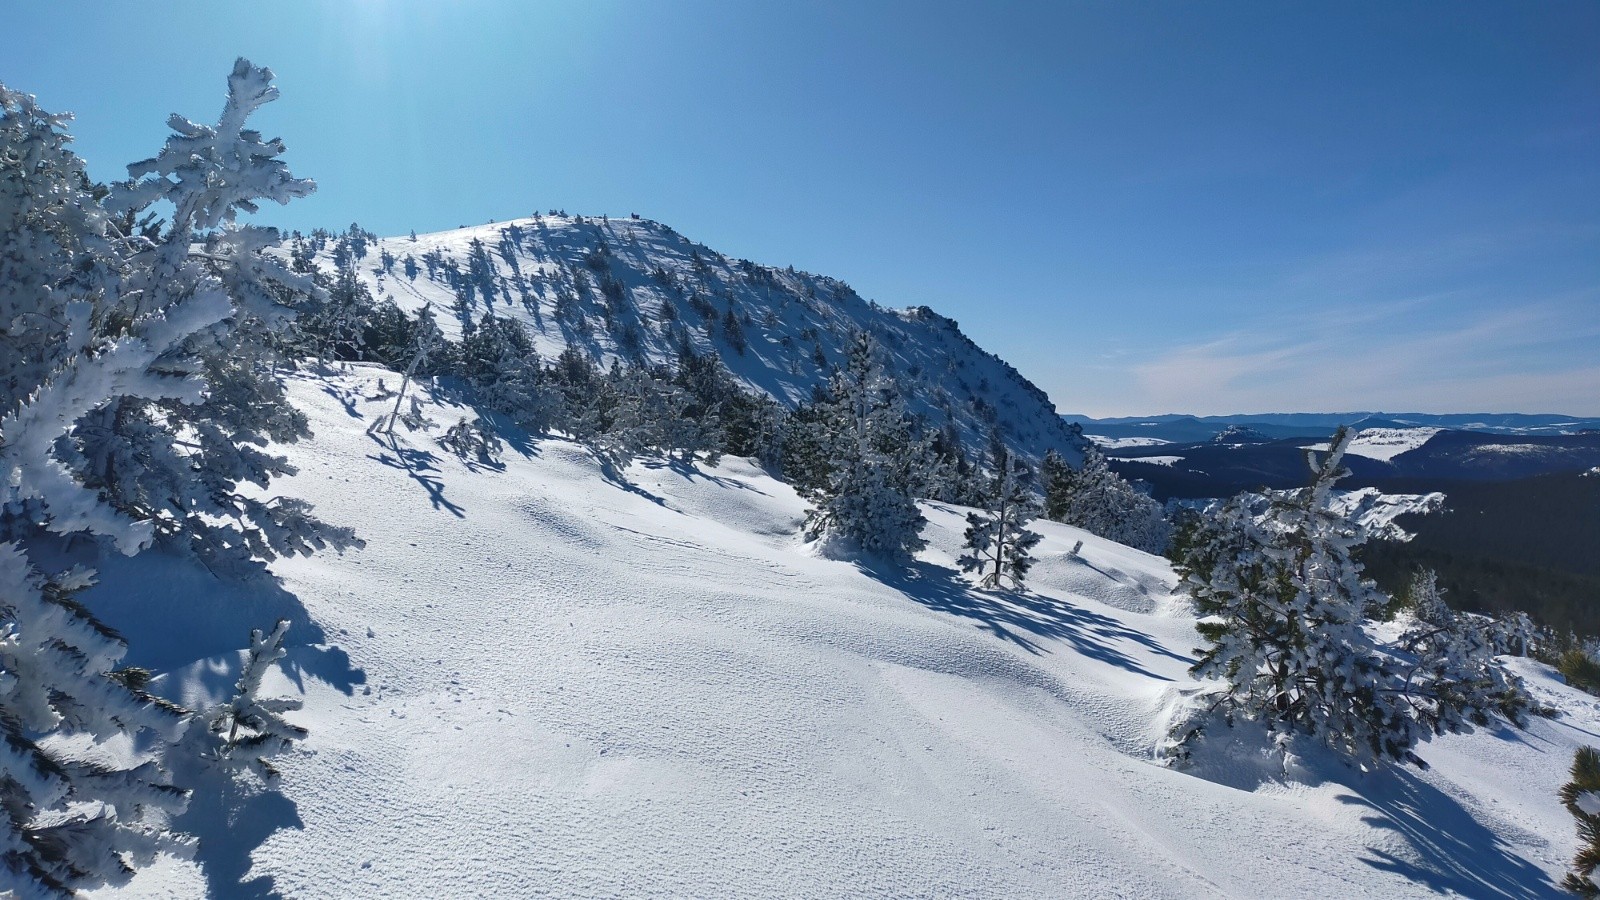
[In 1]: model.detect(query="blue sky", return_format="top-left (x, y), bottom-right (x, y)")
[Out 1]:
top-left (9, 1), bottom-right (1598, 415)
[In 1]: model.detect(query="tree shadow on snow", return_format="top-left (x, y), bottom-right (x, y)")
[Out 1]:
top-left (83, 554), bottom-right (364, 897)
top-left (592, 454), bottom-right (670, 508)
top-left (84, 551), bottom-right (364, 696)
top-left (637, 457), bottom-right (774, 496)
top-left (1177, 722), bottom-right (1561, 898)
top-left (316, 378), bottom-right (366, 420)
top-left (868, 559), bottom-right (1190, 679)
top-left (176, 770), bottom-right (305, 899)
top-left (366, 435), bottom-right (466, 518)
top-left (1341, 765), bottom-right (1561, 898)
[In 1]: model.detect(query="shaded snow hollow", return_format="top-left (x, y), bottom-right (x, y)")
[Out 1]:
top-left (94, 367), bottom-right (1584, 898)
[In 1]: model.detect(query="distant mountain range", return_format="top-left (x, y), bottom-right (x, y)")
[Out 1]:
top-left (1095, 429), bottom-right (1600, 500)
top-left (1084, 420), bottom-right (1600, 634)
top-left (1063, 412), bottom-right (1600, 443)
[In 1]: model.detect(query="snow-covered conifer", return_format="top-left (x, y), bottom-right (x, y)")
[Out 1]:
top-left (594, 364), bottom-right (721, 467)
top-left (379, 304), bottom-right (442, 437)
top-left (1396, 569), bottom-right (1529, 737)
top-left (548, 347), bottom-right (605, 442)
top-left (802, 334), bottom-right (927, 560)
top-left (959, 438), bottom-right (1043, 589)
top-left (720, 390), bottom-right (785, 470)
top-left (456, 312), bottom-right (559, 434)
top-left (1172, 428), bottom-right (1420, 765)
top-left (0, 544), bottom-right (191, 898)
top-left (1044, 445), bottom-right (1170, 554)
top-left (1486, 611), bottom-right (1538, 657)
top-left (781, 384), bottom-right (845, 496)
top-left (2, 59), bottom-right (357, 571)
top-left (439, 416), bottom-right (504, 465)
top-left (1041, 449), bottom-right (1072, 522)
top-left (293, 263), bottom-right (374, 362)
top-left (1176, 435), bottom-right (1528, 768)
top-left (925, 422), bottom-right (984, 506)
top-left (0, 61), bottom-right (351, 894)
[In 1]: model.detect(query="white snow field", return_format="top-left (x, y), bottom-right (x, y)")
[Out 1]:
top-left (90, 366), bottom-right (1583, 898)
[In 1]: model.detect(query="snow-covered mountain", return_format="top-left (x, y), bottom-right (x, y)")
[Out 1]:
top-left (94, 366), bottom-right (1585, 898)
top-left (302, 216), bottom-right (1084, 465)
top-left (15, 56), bottom-right (1579, 900)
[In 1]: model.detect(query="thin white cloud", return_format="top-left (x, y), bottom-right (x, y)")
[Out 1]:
top-left (1125, 297), bottom-right (1600, 415)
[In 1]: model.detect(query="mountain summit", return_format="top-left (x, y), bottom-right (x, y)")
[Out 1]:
top-left (297, 216), bottom-right (1084, 466)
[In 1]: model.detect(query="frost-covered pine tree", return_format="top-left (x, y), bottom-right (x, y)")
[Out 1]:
top-left (292, 262), bottom-right (373, 362)
top-left (1396, 569), bottom-right (1529, 736)
top-left (378, 303), bottom-right (443, 437)
top-left (1040, 449), bottom-right (1072, 521)
top-left (1486, 610), bottom-right (1538, 657)
top-left (781, 383), bottom-right (847, 496)
top-left (599, 365), bottom-right (720, 467)
top-left (0, 545), bottom-right (191, 898)
top-left (439, 416), bottom-right (504, 465)
top-left (0, 61), bottom-right (345, 895)
top-left (2, 59), bottom-right (357, 573)
top-left (802, 334), bottom-right (927, 560)
top-left (455, 312), bottom-right (559, 434)
top-left (925, 422), bottom-right (984, 506)
top-left (959, 437), bottom-right (1043, 589)
top-left (1172, 428), bottom-right (1420, 765)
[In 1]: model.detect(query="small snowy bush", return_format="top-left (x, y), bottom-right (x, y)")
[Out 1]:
top-left (179, 620), bottom-right (307, 784)
top-left (440, 416), bottom-right (504, 464)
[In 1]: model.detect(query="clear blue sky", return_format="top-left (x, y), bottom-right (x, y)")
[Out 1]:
top-left (9, 1), bottom-right (1598, 416)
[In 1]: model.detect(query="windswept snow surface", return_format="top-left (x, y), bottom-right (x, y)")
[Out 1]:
top-left (97, 367), bottom-right (1581, 898)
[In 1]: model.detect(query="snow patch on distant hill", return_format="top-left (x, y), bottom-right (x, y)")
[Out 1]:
top-left (1302, 427), bottom-right (1443, 462)
top-left (1329, 487), bottom-right (1445, 541)
top-left (1086, 435), bottom-right (1173, 450)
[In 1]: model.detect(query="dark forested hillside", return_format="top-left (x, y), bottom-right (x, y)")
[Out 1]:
top-left (1361, 471), bottom-right (1600, 634)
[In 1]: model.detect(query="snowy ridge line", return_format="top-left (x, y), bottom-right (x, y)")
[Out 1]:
top-left (292, 216), bottom-right (1086, 467)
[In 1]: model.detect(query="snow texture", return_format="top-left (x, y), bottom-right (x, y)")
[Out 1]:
top-left (85, 367), bottom-right (1581, 899)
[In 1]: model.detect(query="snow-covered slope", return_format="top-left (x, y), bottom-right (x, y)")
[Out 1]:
top-left (305, 216), bottom-right (1083, 465)
top-left (89, 366), bottom-right (1584, 898)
